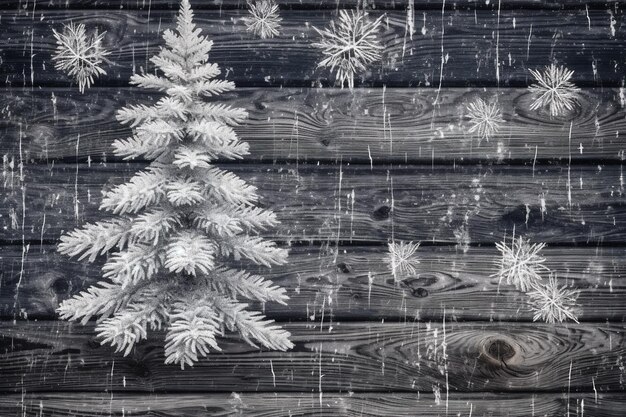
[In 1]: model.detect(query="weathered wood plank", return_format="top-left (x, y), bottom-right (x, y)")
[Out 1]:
top-left (0, 320), bottom-right (623, 392)
top-left (2, 244), bottom-right (624, 321)
top-left (3, 0), bottom-right (624, 10)
top-left (1, 392), bottom-right (624, 416)
top-left (1, 8), bottom-right (623, 88)
top-left (2, 87), bottom-right (625, 163)
top-left (2, 163), bottom-right (626, 244)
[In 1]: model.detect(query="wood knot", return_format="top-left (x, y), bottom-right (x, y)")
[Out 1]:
top-left (412, 287), bottom-right (429, 298)
top-left (51, 278), bottom-right (70, 294)
top-left (481, 336), bottom-right (518, 366)
top-left (371, 205), bottom-right (391, 221)
top-left (336, 262), bottom-right (351, 273)
top-left (320, 137), bottom-right (332, 147)
top-left (487, 339), bottom-right (515, 362)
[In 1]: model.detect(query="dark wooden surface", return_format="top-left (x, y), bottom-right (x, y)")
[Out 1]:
top-left (1, 0), bottom-right (625, 415)
top-left (2, 392), bottom-right (625, 417)
top-left (3, 163), bottom-right (626, 244)
top-left (2, 87), bottom-right (626, 164)
top-left (2, 244), bottom-right (625, 321)
top-left (0, 320), bottom-right (624, 392)
top-left (1, 8), bottom-right (624, 88)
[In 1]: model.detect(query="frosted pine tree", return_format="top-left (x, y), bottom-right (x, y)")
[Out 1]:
top-left (57, 0), bottom-right (293, 368)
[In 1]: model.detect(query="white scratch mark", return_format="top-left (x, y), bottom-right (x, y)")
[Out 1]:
top-left (567, 359), bottom-right (573, 417)
top-left (567, 122), bottom-right (572, 210)
top-left (609, 10), bottom-right (616, 37)
top-left (74, 134), bottom-right (80, 221)
top-left (270, 359), bottom-right (276, 387)
top-left (434, 0), bottom-right (446, 106)
top-left (526, 24), bottom-right (533, 60)
top-left (495, 0), bottom-right (501, 86)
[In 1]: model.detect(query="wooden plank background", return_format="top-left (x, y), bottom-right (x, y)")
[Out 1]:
top-left (1, 0), bottom-right (625, 415)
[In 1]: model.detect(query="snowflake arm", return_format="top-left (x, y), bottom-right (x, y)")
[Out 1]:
top-left (385, 241), bottom-right (420, 279)
top-left (528, 274), bottom-right (579, 323)
top-left (528, 64), bottom-right (580, 117)
top-left (51, 23), bottom-right (110, 93)
top-left (244, 0), bottom-right (282, 39)
top-left (492, 236), bottom-right (549, 292)
top-left (465, 98), bottom-right (504, 142)
top-left (313, 10), bottom-right (384, 89)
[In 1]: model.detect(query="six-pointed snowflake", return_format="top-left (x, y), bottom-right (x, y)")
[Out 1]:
top-left (528, 64), bottom-right (581, 117)
top-left (244, 0), bottom-right (282, 39)
top-left (52, 23), bottom-right (110, 93)
top-left (492, 236), bottom-right (549, 292)
top-left (385, 241), bottom-right (421, 279)
top-left (528, 274), bottom-right (579, 323)
top-left (465, 98), bottom-right (505, 142)
top-left (313, 10), bottom-right (384, 89)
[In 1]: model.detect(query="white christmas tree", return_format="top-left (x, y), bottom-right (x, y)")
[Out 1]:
top-left (57, 0), bottom-right (293, 368)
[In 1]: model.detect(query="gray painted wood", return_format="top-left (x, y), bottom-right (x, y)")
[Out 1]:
top-left (2, 244), bottom-right (623, 321)
top-left (2, 163), bottom-right (626, 244)
top-left (3, 0), bottom-right (624, 10)
top-left (1, 8), bottom-right (623, 88)
top-left (1, 392), bottom-right (624, 416)
top-left (2, 87), bottom-right (625, 164)
top-left (0, 320), bottom-right (623, 392)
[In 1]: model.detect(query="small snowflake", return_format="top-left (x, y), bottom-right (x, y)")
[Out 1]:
top-left (385, 241), bottom-right (420, 279)
top-left (492, 236), bottom-right (549, 292)
top-left (465, 98), bottom-right (504, 142)
top-left (313, 10), bottom-right (384, 89)
top-left (528, 274), bottom-right (579, 323)
top-left (52, 23), bottom-right (110, 93)
top-left (528, 64), bottom-right (580, 117)
top-left (244, 0), bottom-right (282, 39)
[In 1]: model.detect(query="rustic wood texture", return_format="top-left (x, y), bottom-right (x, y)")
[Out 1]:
top-left (2, 0), bottom-right (623, 10)
top-left (2, 87), bottom-right (626, 164)
top-left (1, 0), bottom-right (625, 414)
top-left (1, 244), bottom-right (624, 321)
top-left (0, 320), bottom-right (624, 393)
top-left (1, 8), bottom-right (623, 88)
top-left (1, 392), bottom-right (624, 416)
top-left (2, 163), bottom-right (626, 244)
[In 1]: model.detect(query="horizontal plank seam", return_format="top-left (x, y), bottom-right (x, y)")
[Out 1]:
top-left (15, 80), bottom-right (624, 89)
top-left (0, 3), bottom-right (618, 11)
top-left (1, 317), bottom-right (620, 324)
top-left (2, 239), bottom-right (626, 248)
top-left (20, 157), bottom-right (626, 167)
top-left (0, 388), bottom-right (617, 395)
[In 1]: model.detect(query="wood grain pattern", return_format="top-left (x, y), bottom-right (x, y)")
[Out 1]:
top-left (1, 8), bottom-right (623, 88)
top-left (1, 244), bottom-right (624, 321)
top-left (0, 320), bottom-right (624, 393)
top-left (2, 87), bottom-right (625, 163)
top-left (2, 163), bottom-right (626, 244)
top-left (1, 0), bottom-right (621, 10)
top-left (1, 392), bottom-right (624, 416)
